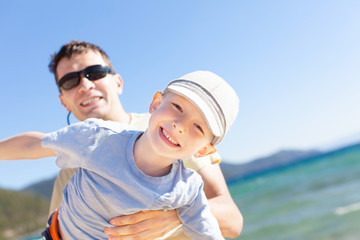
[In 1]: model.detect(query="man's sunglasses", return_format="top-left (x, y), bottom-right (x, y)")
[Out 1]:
top-left (57, 65), bottom-right (114, 90)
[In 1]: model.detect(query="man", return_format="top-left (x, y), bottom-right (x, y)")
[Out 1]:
top-left (48, 40), bottom-right (243, 239)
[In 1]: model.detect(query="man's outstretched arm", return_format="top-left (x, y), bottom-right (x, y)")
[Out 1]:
top-left (199, 162), bottom-right (243, 238)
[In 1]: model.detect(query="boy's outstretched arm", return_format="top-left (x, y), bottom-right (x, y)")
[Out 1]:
top-left (0, 132), bottom-right (55, 160)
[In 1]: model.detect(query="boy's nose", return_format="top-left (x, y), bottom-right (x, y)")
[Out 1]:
top-left (172, 122), bottom-right (183, 133)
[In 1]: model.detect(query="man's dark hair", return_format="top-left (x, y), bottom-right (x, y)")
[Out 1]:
top-left (49, 40), bottom-right (115, 81)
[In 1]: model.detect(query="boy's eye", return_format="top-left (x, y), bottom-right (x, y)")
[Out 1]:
top-left (195, 124), bottom-right (204, 134)
top-left (172, 103), bottom-right (183, 113)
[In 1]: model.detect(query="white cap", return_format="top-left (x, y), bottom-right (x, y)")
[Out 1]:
top-left (164, 71), bottom-right (239, 145)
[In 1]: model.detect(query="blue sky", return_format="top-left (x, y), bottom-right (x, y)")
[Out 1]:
top-left (1, 0), bottom-right (359, 189)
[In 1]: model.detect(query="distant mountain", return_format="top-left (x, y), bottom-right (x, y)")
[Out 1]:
top-left (221, 141), bottom-right (360, 183)
top-left (0, 188), bottom-right (49, 240)
top-left (221, 149), bottom-right (322, 182)
top-left (23, 177), bottom-right (55, 199)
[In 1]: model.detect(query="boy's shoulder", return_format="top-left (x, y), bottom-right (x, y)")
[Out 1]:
top-left (176, 160), bottom-right (203, 184)
top-left (169, 161), bottom-right (205, 203)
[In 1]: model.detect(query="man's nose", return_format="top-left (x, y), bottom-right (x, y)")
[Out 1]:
top-left (78, 74), bottom-right (95, 91)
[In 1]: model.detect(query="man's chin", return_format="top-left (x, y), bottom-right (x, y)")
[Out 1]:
top-left (77, 111), bottom-right (105, 121)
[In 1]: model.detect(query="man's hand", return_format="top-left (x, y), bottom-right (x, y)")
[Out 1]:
top-left (105, 210), bottom-right (181, 240)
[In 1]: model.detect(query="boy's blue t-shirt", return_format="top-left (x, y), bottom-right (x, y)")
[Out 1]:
top-left (42, 118), bottom-right (221, 240)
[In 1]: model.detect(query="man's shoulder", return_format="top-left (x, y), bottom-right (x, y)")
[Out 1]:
top-left (84, 118), bottom-right (136, 132)
top-left (129, 112), bottom-right (151, 131)
top-left (183, 152), bottom-right (221, 172)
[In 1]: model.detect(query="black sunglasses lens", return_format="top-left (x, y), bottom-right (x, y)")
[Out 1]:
top-left (86, 69), bottom-right (107, 80)
top-left (59, 74), bottom-right (79, 90)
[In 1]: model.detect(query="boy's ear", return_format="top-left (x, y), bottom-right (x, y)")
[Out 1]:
top-left (59, 95), bottom-right (71, 112)
top-left (194, 144), bottom-right (217, 158)
top-left (149, 91), bottom-right (163, 113)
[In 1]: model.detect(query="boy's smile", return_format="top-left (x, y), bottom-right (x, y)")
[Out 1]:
top-left (160, 127), bottom-right (180, 147)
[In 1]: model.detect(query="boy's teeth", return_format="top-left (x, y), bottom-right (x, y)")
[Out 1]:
top-left (162, 128), bottom-right (179, 145)
top-left (82, 97), bottom-right (100, 105)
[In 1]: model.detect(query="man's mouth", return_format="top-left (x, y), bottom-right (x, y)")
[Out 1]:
top-left (161, 128), bottom-right (180, 146)
top-left (80, 97), bottom-right (101, 106)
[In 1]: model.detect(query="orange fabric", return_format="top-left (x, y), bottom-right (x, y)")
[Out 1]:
top-left (49, 209), bottom-right (61, 240)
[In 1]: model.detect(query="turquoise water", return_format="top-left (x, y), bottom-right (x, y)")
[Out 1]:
top-left (228, 145), bottom-right (360, 240)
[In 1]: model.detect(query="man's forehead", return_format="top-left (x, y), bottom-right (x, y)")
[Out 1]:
top-left (56, 51), bottom-right (105, 77)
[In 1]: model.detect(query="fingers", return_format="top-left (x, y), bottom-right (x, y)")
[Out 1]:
top-left (105, 210), bottom-right (181, 240)
top-left (109, 210), bottom-right (163, 226)
top-left (107, 226), bottom-right (158, 240)
top-left (106, 218), bottom-right (152, 236)
top-left (106, 220), bottom-right (173, 240)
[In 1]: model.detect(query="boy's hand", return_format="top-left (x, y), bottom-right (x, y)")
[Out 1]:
top-left (105, 210), bottom-right (181, 240)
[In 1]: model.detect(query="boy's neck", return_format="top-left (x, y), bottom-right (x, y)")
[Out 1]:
top-left (133, 132), bottom-right (174, 177)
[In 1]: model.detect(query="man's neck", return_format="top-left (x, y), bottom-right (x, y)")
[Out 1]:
top-left (111, 112), bottom-right (131, 124)
top-left (104, 105), bottom-right (131, 124)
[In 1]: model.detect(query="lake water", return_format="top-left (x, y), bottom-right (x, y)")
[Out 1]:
top-left (228, 144), bottom-right (360, 240)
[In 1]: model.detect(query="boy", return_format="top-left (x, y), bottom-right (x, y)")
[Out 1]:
top-left (0, 70), bottom-right (239, 240)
